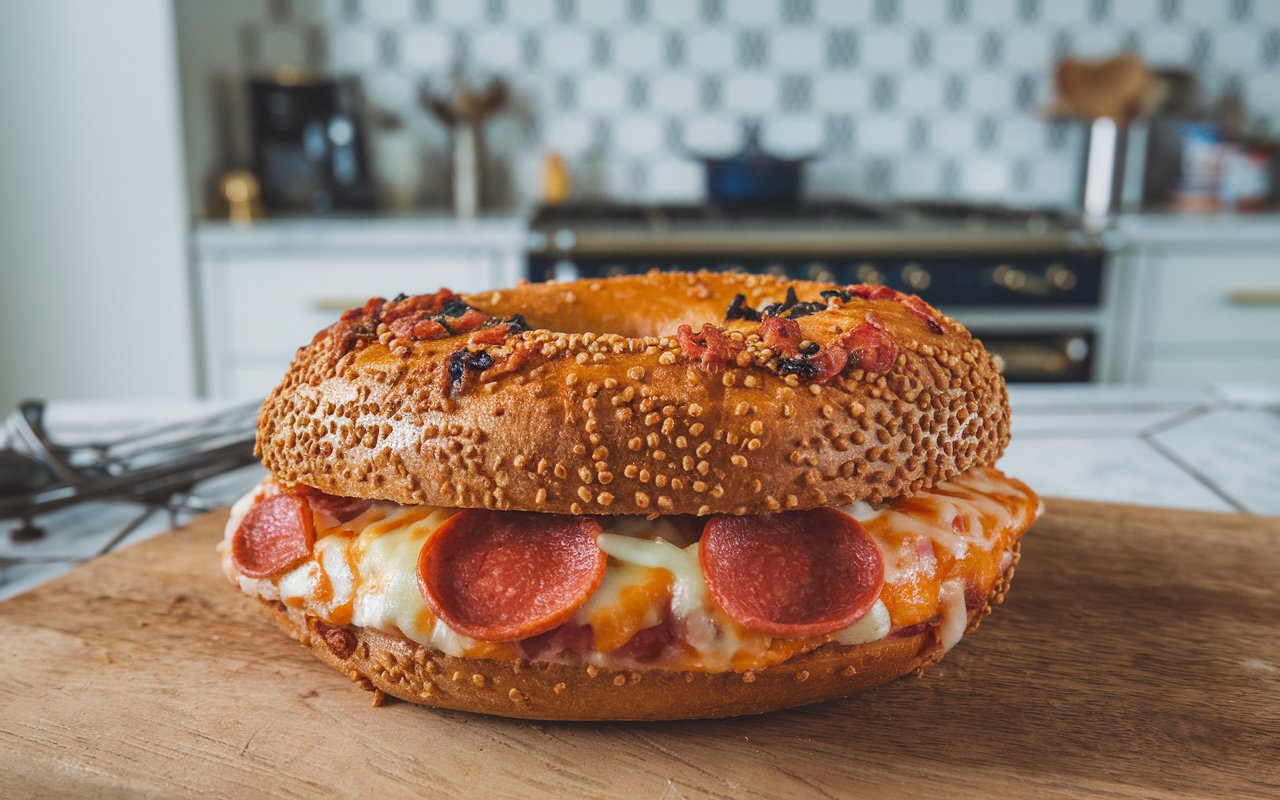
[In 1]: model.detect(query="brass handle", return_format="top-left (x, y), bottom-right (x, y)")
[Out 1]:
top-left (1228, 289), bottom-right (1280, 307)
top-left (310, 297), bottom-right (370, 312)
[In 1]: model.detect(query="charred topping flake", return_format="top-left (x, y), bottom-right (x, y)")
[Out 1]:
top-left (777, 356), bottom-right (819, 379)
top-left (724, 293), bottom-right (763, 322)
top-left (760, 287), bottom-right (825, 319)
top-left (448, 349), bottom-right (495, 387)
top-left (439, 298), bottom-right (472, 318)
top-left (334, 288), bottom-right (535, 355)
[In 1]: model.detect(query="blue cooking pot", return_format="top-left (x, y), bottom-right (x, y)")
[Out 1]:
top-left (689, 122), bottom-right (816, 205)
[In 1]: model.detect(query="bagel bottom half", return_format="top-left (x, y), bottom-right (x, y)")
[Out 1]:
top-left (256, 542), bottom-right (1020, 721)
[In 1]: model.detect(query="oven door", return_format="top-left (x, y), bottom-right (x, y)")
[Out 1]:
top-left (973, 331), bottom-right (1095, 383)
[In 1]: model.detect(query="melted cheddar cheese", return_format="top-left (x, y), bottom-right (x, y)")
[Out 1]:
top-left (221, 467), bottom-right (1040, 672)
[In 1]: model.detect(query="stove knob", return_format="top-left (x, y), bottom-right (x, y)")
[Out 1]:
top-left (902, 263), bottom-right (932, 291)
top-left (552, 259), bottom-right (579, 282)
top-left (1046, 263), bottom-right (1077, 292)
top-left (992, 263), bottom-right (1027, 291)
top-left (808, 263), bottom-right (835, 283)
top-left (855, 263), bottom-right (883, 284)
top-left (553, 228), bottom-right (576, 252)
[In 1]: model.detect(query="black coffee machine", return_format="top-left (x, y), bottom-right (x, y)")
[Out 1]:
top-left (249, 75), bottom-right (376, 213)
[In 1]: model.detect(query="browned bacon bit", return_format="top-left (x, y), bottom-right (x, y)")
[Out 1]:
top-left (759, 316), bottom-right (802, 357)
top-left (382, 289), bottom-right (458, 324)
top-left (341, 296), bottom-right (384, 322)
top-left (807, 345), bottom-right (849, 383)
top-left (468, 325), bottom-right (511, 345)
top-left (800, 315), bottom-right (898, 383)
top-left (844, 284), bottom-right (900, 302)
top-left (389, 316), bottom-right (447, 341)
top-left (332, 298), bottom-right (382, 352)
top-left (841, 284), bottom-right (944, 334)
top-left (478, 341), bottom-right (531, 382)
top-left (902, 294), bottom-right (945, 334)
top-left (841, 317), bottom-right (898, 374)
top-left (446, 308), bottom-right (487, 334)
top-left (677, 323), bottom-right (743, 372)
top-left (317, 623), bottom-right (357, 660)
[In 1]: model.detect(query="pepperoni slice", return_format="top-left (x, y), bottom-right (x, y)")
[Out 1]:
top-left (294, 486), bottom-right (371, 523)
top-left (699, 508), bottom-right (885, 639)
top-left (417, 511), bottom-right (607, 642)
top-left (231, 494), bottom-right (316, 578)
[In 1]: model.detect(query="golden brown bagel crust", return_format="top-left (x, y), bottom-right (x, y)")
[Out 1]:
top-left (259, 541), bottom-right (1020, 721)
top-left (257, 272), bottom-right (1010, 515)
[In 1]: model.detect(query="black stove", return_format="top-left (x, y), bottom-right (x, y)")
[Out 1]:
top-left (525, 200), bottom-right (1111, 383)
top-left (529, 199), bottom-right (1078, 244)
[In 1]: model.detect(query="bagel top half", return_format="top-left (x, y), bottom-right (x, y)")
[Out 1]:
top-left (257, 271), bottom-right (1009, 516)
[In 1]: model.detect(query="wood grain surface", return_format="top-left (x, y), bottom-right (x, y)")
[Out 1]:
top-left (0, 498), bottom-right (1276, 799)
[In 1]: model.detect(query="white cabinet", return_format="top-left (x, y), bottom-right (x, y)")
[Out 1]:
top-left (195, 217), bottom-right (527, 400)
top-left (1116, 230), bottom-right (1280, 386)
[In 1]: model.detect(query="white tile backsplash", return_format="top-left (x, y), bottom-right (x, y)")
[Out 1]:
top-left (328, 27), bottom-right (379, 70)
top-left (813, 0), bottom-right (875, 25)
top-left (434, 1), bottom-right (484, 25)
top-left (577, 73), bottom-right (630, 113)
top-left (685, 28), bottom-right (738, 70)
top-left (723, 73), bottom-right (781, 113)
top-left (613, 28), bottom-right (666, 71)
top-left (1001, 27), bottom-right (1056, 70)
top-left (361, 0), bottom-right (413, 25)
top-left (811, 73), bottom-right (872, 111)
top-left (578, 0), bottom-right (629, 26)
top-left (649, 72), bottom-right (701, 112)
top-left (932, 28), bottom-right (984, 70)
top-left (506, 0), bottom-right (557, 25)
top-left (970, 0), bottom-right (1021, 26)
top-left (198, 0), bottom-right (1280, 209)
top-left (897, 72), bottom-right (946, 112)
top-left (858, 115), bottom-right (910, 154)
top-left (771, 27), bottom-right (827, 70)
top-left (613, 114), bottom-right (665, 156)
top-left (399, 26), bottom-right (452, 70)
top-left (683, 114), bottom-right (739, 152)
top-left (542, 28), bottom-right (593, 69)
top-left (725, 0), bottom-right (782, 26)
top-left (471, 27), bottom-right (522, 71)
top-left (861, 28), bottom-right (915, 70)
top-left (650, 0), bottom-right (701, 26)
top-left (1140, 28), bottom-right (1196, 64)
top-left (763, 114), bottom-right (824, 154)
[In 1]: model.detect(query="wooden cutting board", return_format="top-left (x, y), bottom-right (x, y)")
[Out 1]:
top-left (1, 498), bottom-right (1276, 799)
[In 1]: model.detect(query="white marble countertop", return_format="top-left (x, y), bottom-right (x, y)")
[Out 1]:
top-left (2, 385), bottom-right (1277, 602)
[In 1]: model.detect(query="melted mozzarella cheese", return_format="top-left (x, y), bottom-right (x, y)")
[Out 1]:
top-left (222, 467), bottom-right (1040, 671)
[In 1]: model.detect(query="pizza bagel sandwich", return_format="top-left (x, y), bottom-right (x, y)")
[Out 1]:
top-left (220, 271), bottom-right (1040, 720)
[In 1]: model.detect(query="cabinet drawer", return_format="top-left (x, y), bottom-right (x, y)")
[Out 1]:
top-left (1150, 256), bottom-right (1280, 344)
top-left (1142, 355), bottom-right (1280, 386)
top-left (220, 252), bottom-right (497, 356)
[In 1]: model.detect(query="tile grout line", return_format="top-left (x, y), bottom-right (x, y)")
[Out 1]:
top-left (1137, 435), bottom-right (1250, 514)
top-left (1138, 403), bottom-right (1214, 437)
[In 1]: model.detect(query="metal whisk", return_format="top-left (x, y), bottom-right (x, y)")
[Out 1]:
top-left (0, 400), bottom-right (260, 544)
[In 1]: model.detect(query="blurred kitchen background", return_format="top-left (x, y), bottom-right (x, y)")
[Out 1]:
top-left (3, 0), bottom-right (1280, 409)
